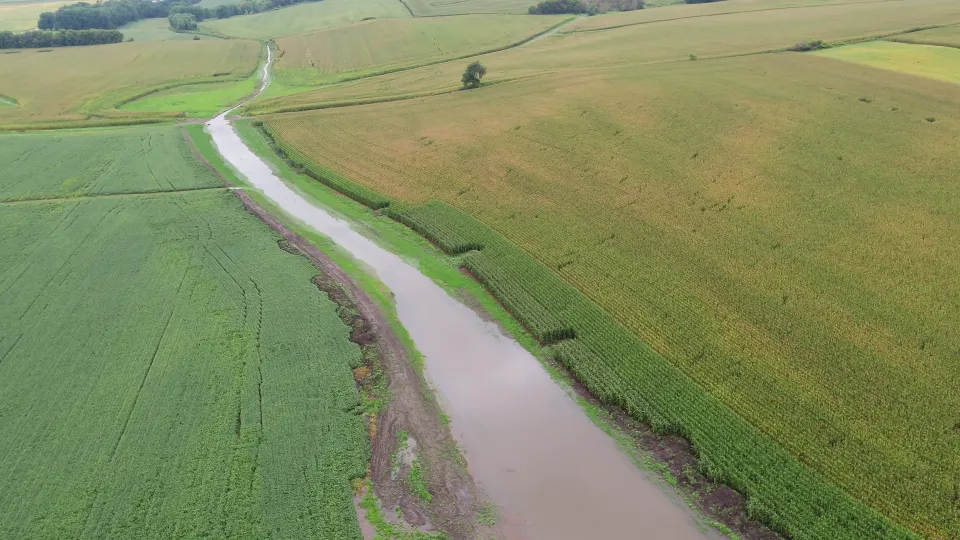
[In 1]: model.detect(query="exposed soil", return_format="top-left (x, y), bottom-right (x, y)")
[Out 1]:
top-left (184, 126), bottom-right (496, 538)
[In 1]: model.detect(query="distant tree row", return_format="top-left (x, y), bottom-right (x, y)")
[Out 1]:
top-left (0, 29), bottom-right (123, 49)
top-left (166, 0), bottom-right (323, 30)
top-left (528, 0), bottom-right (586, 14)
top-left (38, 0), bottom-right (323, 35)
top-left (528, 0), bottom-right (642, 14)
top-left (38, 0), bottom-right (196, 31)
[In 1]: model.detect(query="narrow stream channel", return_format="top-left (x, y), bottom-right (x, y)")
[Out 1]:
top-left (206, 47), bottom-right (715, 540)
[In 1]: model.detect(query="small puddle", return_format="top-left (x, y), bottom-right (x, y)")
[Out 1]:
top-left (206, 48), bottom-right (715, 540)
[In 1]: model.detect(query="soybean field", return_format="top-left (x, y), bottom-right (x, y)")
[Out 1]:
top-left (0, 126), bottom-right (368, 539)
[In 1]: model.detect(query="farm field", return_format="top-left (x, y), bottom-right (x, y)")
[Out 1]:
top-left (815, 40), bottom-right (960, 85)
top-left (0, 125), bottom-right (368, 538)
top-left (272, 15), bottom-right (567, 87)
top-left (0, 0), bottom-right (68, 31)
top-left (892, 24), bottom-right (960, 48)
top-left (200, 0), bottom-right (410, 39)
top-left (0, 40), bottom-right (259, 125)
top-left (2, 0), bottom-right (960, 536)
top-left (565, 0), bottom-right (925, 32)
top-left (260, 5), bottom-right (960, 534)
top-left (247, 0), bottom-right (960, 113)
top-left (0, 125), bottom-right (219, 201)
top-left (117, 18), bottom-right (220, 42)
top-left (401, 0), bottom-right (533, 16)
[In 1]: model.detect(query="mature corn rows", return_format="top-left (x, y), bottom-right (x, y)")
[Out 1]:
top-left (0, 40), bottom-right (260, 124)
top-left (254, 116), bottom-right (920, 539)
top-left (259, 122), bottom-right (391, 208)
top-left (0, 127), bottom-right (368, 539)
top-left (386, 201), bottom-right (917, 539)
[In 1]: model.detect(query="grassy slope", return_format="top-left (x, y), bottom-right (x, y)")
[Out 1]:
top-left (816, 40), bottom-right (960, 84)
top-left (257, 1), bottom-right (960, 535)
top-left (119, 78), bottom-right (257, 118)
top-left (272, 15), bottom-right (567, 87)
top-left (0, 0), bottom-right (68, 31)
top-left (200, 0), bottom-right (410, 39)
top-left (247, 0), bottom-right (960, 113)
top-left (117, 18), bottom-right (219, 42)
top-left (0, 125), bottom-right (368, 539)
top-left (0, 40), bottom-right (259, 125)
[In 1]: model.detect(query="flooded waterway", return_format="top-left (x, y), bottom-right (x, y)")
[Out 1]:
top-left (206, 47), bottom-right (715, 540)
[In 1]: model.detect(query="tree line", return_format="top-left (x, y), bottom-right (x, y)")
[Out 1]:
top-left (39, 0), bottom-right (323, 34)
top-left (38, 0), bottom-right (192, 30)
top-left (0, 29), bottom-right (123, 49)
top-left (528, 0), bottom-right (643, 15)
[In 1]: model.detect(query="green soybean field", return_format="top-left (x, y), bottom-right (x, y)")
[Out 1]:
top-left (0, 126), bottom-right (368, 539)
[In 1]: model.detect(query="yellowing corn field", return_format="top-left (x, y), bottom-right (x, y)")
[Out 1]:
top-left (0, 39), bottom-right (260, 124)
top-left (272, 15), bottom-right (566, 86)
top-left (262, 45), bottom-right (960, 537)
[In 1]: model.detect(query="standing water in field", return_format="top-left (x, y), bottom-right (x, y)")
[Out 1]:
top-left (206, 47), bottom-right (712, 540)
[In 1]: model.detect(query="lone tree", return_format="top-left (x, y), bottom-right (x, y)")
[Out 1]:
top-left (461, 61), bottom-right (487, 89)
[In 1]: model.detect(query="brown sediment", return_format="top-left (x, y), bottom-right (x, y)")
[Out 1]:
top-left (183, 125), bottom-right (495, 538)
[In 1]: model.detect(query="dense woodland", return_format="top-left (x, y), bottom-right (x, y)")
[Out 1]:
top-left (0, 29), bottom-right (123, 48)
top-left (38, 0), bottom-right (189, 30)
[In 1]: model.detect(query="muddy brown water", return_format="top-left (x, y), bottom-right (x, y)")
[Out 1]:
top-left (206, 49), bottom-right (715, 540)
